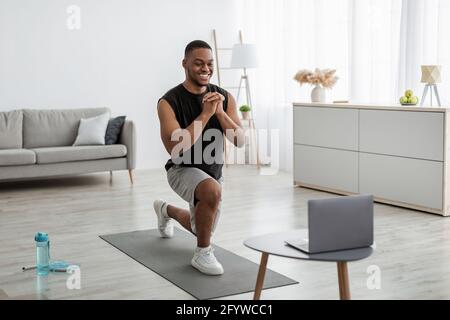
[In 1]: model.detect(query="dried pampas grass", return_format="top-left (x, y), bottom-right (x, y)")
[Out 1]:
top-left (294, 68), bottom-right (338, 89)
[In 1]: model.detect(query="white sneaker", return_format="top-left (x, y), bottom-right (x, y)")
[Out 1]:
top-left (153, 200), bottom-right (173, 238)
top-left (191, 246), bottom-right (224, 275)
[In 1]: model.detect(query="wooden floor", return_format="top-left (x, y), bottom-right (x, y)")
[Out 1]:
top-left (1, 166), bottom-right (450, 300)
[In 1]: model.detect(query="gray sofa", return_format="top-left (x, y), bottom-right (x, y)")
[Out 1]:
top-left (0, 107), bottom-right (135, 183)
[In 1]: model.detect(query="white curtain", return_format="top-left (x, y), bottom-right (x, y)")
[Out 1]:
top-left (237, 0), bottom-right (450, 172)
top-left (398, 0), bottom-right (450, 99)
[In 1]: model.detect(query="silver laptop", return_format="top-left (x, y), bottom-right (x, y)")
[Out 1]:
top-left (285, 195), bottom-right (374, 254)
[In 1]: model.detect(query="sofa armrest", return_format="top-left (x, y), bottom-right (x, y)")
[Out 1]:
top-left (119, 120), bottom-right (136, 169)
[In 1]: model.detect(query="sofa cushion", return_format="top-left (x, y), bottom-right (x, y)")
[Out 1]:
top-left (73, 112), bottom-right (110, 146)
top-left (105, 116), bottom-right (126, 145)
top-left (31, 145), bottom-right (127, 164)
top-left (0, 149), bottom-right (36, 166)
top-left (23, 108), bottom-right (110, 148)
top-left (0, 110), bottom-right (23, 149)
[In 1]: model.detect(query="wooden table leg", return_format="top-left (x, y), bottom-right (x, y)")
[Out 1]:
top-left (128, 169), bottom-right (134, 185)
top-left (253, 252), bottom-right (269, 300)
top-left (337, 261), bottom-right (351, 300)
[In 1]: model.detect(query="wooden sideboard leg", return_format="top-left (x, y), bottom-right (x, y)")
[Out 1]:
top-left (128, 169), bottom-right (134, 185)
top-left (253, 252), bottom-right (269, 300)
top-left (337, 261), bottom-right (351, 300)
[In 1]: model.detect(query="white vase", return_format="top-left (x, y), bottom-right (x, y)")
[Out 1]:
top-left (311, 85), bottom-right (326, 103)
top-left (241, 111), bottom-right (251, 120)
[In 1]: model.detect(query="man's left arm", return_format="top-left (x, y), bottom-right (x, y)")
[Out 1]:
top-left (214, 93), bottom-right (245, 148)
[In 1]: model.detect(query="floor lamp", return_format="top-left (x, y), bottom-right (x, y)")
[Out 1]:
top-left (420, 65), bottom-right (442, 107)
top-left (230, 43), bottom-right (260, 168)
top-left (230, 43), bottom-right (258, 111)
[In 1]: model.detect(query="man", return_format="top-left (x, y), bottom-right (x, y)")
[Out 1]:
top-left (154, 40), bottom-right (244, 275)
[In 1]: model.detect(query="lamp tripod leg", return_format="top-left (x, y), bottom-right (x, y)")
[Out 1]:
top-left (246, 76), bottom-right (253, 108)
top-left (433, 85), bottom-right (441, 107)
top-left (236, 76), bottom-right (244, 105)
top-left (243, 76), bottom-right (260, 168)
top-left (421, 85), bottom-right (429, 106)
top-left (431, 86), bottom-right (433, 106)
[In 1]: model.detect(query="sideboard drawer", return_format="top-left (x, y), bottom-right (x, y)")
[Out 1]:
top-left (360, 110), bottom-right (444, 161)
top-left (294, 144), bottom-right (359, 193)
top-left (294, 106), bottom-right (358, 151)
top-left (360, 153), bottom-right (443, 210)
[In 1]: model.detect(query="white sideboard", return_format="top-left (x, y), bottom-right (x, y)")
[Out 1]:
top-left (293, 102), bottom-right (450, 216)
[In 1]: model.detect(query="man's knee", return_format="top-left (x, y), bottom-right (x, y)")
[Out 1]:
top-left (195, 179), bottom-right (221, 209)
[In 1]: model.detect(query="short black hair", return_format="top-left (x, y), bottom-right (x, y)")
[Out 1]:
top-left (184, 40), bottom-right (212, 57)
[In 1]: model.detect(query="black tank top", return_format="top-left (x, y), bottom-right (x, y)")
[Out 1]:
top-left (160, 83), bottom-right (228, 180)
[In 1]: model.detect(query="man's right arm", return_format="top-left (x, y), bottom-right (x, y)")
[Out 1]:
top-left (157, 99), bottom-right (214, 155)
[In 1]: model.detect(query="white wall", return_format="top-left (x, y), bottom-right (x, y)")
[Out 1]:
top-left (0, 0), bottom-right (240, 169)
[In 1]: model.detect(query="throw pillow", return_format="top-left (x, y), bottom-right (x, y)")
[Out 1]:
top-left (0, 110), bottom-right (23, 149)
top-left (105, 116), bottom-right (126, 145)
top-left (73, 112), bottom-right (110, 146)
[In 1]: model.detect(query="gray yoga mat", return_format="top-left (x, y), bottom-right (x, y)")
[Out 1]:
top-left (100, 228), bottom-right (298, 300)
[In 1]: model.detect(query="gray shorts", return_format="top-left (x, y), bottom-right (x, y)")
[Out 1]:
top-left (167, 165), bottom-right (224, 235)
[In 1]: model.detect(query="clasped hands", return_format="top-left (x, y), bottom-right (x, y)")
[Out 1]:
top-left (202, 92), bottom-right (225, 117)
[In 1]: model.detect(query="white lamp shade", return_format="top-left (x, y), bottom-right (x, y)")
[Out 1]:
top-left (230, 43), bottom-right (258, 69)
top-left (421, 65), bottom-right (442, 84)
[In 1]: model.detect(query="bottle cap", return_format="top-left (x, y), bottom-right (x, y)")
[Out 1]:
top-left (34, 232), bottom-right (49, 242)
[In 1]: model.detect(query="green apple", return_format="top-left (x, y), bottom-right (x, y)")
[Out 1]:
top-left (405, 90), bottom-right (413, 98)
top-left (400, 96), bottom-right (408, 104)
top-left (410, 96), bottom-right (418, 105)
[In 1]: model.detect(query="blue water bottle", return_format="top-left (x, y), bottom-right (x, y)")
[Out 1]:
top-left (35, 232), bottom-right (50, 276)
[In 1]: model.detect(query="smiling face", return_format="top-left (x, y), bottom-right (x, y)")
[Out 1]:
top-left (183, 48), bottom-right (214, 88)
